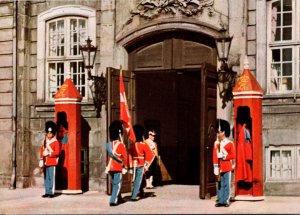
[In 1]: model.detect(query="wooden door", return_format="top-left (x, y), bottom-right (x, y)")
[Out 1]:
top-left (199, 63), bottom-right (218, 199)
top-left (107, 67), bottom-right (135, 194)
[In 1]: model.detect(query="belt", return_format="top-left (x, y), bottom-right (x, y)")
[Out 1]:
top-left (133, 156), bottom-right (144, 159)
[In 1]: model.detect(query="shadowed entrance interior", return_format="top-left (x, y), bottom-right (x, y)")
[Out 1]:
top-left (135, 69), bottom-right (201, 185)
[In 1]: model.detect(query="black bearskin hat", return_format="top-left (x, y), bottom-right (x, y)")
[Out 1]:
top-left (45, 121), bottom-right (57, 135)
top-left (215, 119), bottom-right (230, 137)
top-left (109, 120), bottom-right (123, 141)
top-left (133, 124), bottom-right (145, 142)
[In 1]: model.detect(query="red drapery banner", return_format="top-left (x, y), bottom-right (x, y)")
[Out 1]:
top-left (120, 68), bottom-right (136, 143)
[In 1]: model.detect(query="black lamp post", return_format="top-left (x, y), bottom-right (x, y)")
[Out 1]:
top-left (215, 35), bottom-right (237, 108)
top-left (80, 37), bottom-right (107, 117)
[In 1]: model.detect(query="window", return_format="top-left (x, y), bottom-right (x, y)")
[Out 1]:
top-left (47, 17), bottom-right (87, 100)
top-left (37, 6), bottom-right (96, 102)
top-left (266, 146), bottom-right (300, 181)
top-left (267, 0), bottom-right (300, 94)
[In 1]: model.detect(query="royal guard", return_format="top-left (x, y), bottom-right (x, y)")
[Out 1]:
top-left (39, 121), bottom-right (61, 198)
top-left (145, 130), bottom-right (159, 189)
top-left (105, 120), bottom-right (128, 206)
top-left (56, 112), bottom-right (69, 190)
top-left (213, 119), bottom-right (236, 207)
top-left (235, 114), bottom-right (253, 184)
top-left (128, 124), bottom-right (155, 201)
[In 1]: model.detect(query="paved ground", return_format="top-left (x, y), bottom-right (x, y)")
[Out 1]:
top-left (0, 184), bottom-right (299, 214)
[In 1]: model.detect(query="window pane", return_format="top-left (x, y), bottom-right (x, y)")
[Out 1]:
top-left (283, 13), bottom-right (292, 26)
top-left (270, 150), bottom-right (281, 178)
top-left (70, 18), bottom-right (87, 56)
top-left (283, 0), bottom-right (292, 11)
top-left (275, 28), bottom-right (281, 41)
top-left (49, 63), bottom-right (56, 98)
top-left (282, 63), bottom-right (292, 76)
top-left (272, 49), bottom-right (281, 62)
top-left (282, 27), bottom-right (292, 40)
top-left (70, 61), bottom-right (85, 97)
top-left (282, 48), bottom-right (292, 61)
top-left (282, 150), bottom-right (292, 179)
top-left (276, 14), bottom-right (281, 27)
top-left (273, 1), bottom-right (281, 12)
top-left (285, 77), bottom-right (292, 90)
top-left (48, 62), bottom-right (64, 99)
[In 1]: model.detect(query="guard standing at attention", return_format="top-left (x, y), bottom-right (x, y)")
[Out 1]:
top-left (213, 119), bottom-right (236, 207)
top-left (145, 130), bottom-right (159, 188)
top-left (39, 121), bottom-right (61, 198)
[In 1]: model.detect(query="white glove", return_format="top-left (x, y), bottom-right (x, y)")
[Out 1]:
top-left (104, 166), bottom-right (109, 174)
top-left (214, 167), bottom-right (219, 176)
top-left (122, 168), bottom-right (127, 175)
top-left (39, 160), bottom-right (44, 168)
top-left (43, 150), bottom-right (49, 156)
top-left (217, 152), bottom-right (223, 159)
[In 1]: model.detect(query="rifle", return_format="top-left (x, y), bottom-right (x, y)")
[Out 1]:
top-left (39, 135), bottom-right (47, 171)
top-left (216, 119), bottom-right (221, 183)
top-left (217, 139), bottom-right (221, 182)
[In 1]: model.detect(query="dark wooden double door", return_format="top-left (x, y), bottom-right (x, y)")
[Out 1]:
top-left (107, 64), bottom-right (217, 199)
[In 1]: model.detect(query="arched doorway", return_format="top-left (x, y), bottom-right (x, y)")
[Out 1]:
top-left (107, 29), bottom-right (219, 198)
top-left (128, 30), bottom-right (218, 197)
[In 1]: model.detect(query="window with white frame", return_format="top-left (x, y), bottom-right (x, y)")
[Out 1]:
top-left (267, 0), bottom-right (300, 94)
top-left (266, 146), bottom-right (300, 181)
top-left (47, 17), bottom-right (87, 100)
top-left (37, 6), bottom-right (96, 102)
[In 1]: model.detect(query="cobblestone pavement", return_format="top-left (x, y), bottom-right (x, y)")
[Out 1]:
top-left (0, 184), bottom-right (300, 214)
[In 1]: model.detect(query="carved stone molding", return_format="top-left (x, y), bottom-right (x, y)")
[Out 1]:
top-left (127, 0), bottom-right (215, 23)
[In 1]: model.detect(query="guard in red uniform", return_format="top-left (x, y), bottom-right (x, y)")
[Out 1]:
top-left (39, 121), bottom-right (61, 198)
top-left (56, 112), bottom-right (69, 190)
top-left (213, 119), bottom-right (236, 207)
top-left (145, 130), bottom-right (159, 188)
top-left (105, 120), bottom-right (128, 206)
top-left (129, 124), bottom-right (155, 201)
top-left (236, 122), bottom-right (253, 183)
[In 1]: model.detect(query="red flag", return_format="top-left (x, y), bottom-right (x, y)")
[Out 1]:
top-left (120, 68), bottom-right (136, 143)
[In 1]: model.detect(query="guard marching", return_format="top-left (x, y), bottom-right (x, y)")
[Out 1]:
top-left (128, 124), bottom-right (155, 201)
top-left (105, 120), bottom-right (128, 206)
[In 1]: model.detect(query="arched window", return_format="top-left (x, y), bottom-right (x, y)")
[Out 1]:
top-left (37, 6), bottom-right (96, 102)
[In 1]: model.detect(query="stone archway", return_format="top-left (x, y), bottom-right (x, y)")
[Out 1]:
top-left (124, 29), bottom-right (217, 188)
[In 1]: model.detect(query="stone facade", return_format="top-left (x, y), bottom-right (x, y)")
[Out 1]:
top-left (0, 0), bottom-right (299, 196)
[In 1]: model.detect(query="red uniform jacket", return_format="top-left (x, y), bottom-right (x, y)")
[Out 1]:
top-left (236, 124), bottom-right (253, 182)
top-left (39, 137), bottom-right (61, 166)
top-left (107, 140), bottom-right (128, 172)
top-left (213, 138), bottom-right (236, 173)
top-left (129, 141), bottom-right (155, 169)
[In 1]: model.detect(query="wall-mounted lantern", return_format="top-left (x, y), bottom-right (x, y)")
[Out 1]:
top-left (80, 37), bottom-right (107, 117)
top-left (215, 35), bottom-right (237, 108)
